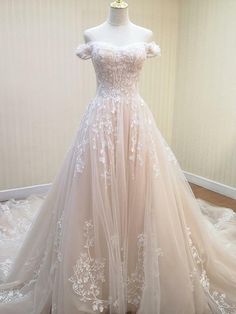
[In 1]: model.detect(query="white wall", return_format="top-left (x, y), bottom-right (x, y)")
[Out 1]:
top-left (173, 0), bottom-right (236, 188)
top-left (0, 0), bottom-right (235, 192)
top-left (0, 0), bottom-right (179, 190)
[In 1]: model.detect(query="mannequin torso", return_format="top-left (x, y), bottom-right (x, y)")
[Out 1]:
top-left (83, 6), bottom-right (153, 46)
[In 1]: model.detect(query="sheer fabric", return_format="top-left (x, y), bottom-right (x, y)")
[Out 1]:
top-left (0, 40), bottom-right (236, 314)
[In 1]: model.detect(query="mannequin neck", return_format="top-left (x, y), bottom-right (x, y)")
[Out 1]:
top-left (107, 7), bottom-right (130, 26)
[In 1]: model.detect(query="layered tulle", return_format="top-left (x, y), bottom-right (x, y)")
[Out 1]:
top-left (0, 92), bottom-right (236, 314)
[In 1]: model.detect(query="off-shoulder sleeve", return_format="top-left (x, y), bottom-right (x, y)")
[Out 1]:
top-left (75, 42), bottom-right (92, 60)
top-left (145, 41), bottom-right (161, 58)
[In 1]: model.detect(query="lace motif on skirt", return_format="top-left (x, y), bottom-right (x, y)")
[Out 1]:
top-left (68, 220), bottom-right (163, 312)
top-left (186, 227), bottom-right (236, 314)
top-left (0, 211), bottom-right (64, 304)
top-left (72, 98), bottom-right (178, 187)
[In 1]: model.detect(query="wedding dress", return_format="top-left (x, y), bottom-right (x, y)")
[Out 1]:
top-left (0, 40), bottom-right (236, 314)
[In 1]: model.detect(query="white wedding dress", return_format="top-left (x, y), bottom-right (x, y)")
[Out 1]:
top-left (0, 40), bottom-right (236, 314)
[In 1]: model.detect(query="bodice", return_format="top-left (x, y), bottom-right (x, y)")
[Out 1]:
top-left (76, 41), bottom-right (161, 100)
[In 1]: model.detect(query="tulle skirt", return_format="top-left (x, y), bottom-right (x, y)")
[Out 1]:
top-left (0, 95), bottom-right (236, 314)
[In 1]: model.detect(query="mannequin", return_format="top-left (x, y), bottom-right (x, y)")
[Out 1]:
top-left (83, 0), bottom-right (153, 46)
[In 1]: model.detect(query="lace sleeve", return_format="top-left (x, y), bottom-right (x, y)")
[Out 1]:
top-left (145, 41), bottom-right (161, 58)
top-left (75, 42), bottom-right (92, 60)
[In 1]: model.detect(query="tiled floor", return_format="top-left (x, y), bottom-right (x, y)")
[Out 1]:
top-left (190, 183), bottom-right (236, 212)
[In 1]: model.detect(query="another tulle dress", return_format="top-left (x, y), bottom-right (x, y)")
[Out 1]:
top-left (0, 40), bottom-right (236, 314)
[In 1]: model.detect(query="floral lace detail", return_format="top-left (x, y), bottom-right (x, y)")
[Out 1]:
top-left (186, 227), bottom-right (236, 313)
top-left (127, 235), bottom-right (163, 306)
top-left (0, 199), bottom-right (64, 306)
top-left (76, 43), bottom-right (92, 60)
top-left (160, 136), bottom-right (178, 164)
top-left (145, 116), bottom-right (161, 177)
top-left (68, 220), bottom-right (108, 312)
top-left (128, 102), bottom-right (145, 171)
top-left (0, 225), bottom-right (57, 305)
top-left (0, 258), bottom-right (13, 277)
top-left (127, 234), bottom-right (145, 307)
top-left (145, 41), bottom-right (161, 58)
top-left (73, 96), bottom-right (164, 185)
top-left (69, 220), bottom-right (164, 312)
top-left (199, 200), bottom-right (236, 233)
top-left (0, 197), bottom-right (39, 244)
top-left (214, 210), bottom-right (236, 230)
top-left (54, 212), bottom-right (64, 263)
top-left (76, 41), bottom-right (161, 60)
top-left (73, 41), bottom-right (164, 183)
top-left (73, 101), bottom-right (96, 176)
top-left (91, 42), bottom-right (146, 100)
top-left (51, 303), bottom-right (57, 313)
top-left (0, 268), bottom-right (40, 303)
top-left (0, 288), bottom-right (25, 303)
top-left (90, 102), bottom-right (118, 188)
top-left (0, 195), bottom-right (47, 284)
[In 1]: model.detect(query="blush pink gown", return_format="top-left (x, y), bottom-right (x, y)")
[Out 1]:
top-left (0, 40), bottom-right (236, 314)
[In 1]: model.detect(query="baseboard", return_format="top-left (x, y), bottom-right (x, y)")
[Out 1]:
top-left (184, 171), bottom-right (236, 200)
top-left (0, 173), bottom-right (235, 202)
top-left (0, 183), bottom-right (51, 202)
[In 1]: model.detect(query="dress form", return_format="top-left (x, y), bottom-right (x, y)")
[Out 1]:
top-left (83, 2), bottom-right (153, 45)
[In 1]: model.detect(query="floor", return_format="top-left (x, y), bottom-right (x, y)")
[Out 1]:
top-left (190, 183), bottom-right (236, 212)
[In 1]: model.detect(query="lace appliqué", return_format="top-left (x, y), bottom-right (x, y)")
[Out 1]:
top-left (73, 41), bottom-right (162, 182)
top-left (145, 42), bottom-right (161, 58)
top-left (51, 303), bottom-right (57, 313)
top-left (214, 210), bottom-right (236, 230)
top-left (126, 234), bottom-right (163, 306)
top-left (0, 197), bottom-right (37, 244)
top-left (69, 221), bottom-right (163, 312)
top-left (127, 234), bottom-right (163, 307)
top-left (54, 213), bottom-right (64, 263)
top-left (91, 103), bottom-right (118, 188)
top-left (0, 209), bottom-right (64, 305)
top-left (126, 234), bottom-right (145, 307)
top-left (186, 227), bottom-right (236, 313)
top-left (0, 268), bottom-right (40, 303)
top-left (199, 200), bottom-right (236, 237)
top-left (76, 42), bottom-right (92, 60)
top-left (68, 220), bottom-right (108, 312)
top-left (159, 136), bottom-right (178, 164)
top-left (0, 259), bottom-right (13, 278)
top-left (73, 101), bottom-right (96, 177)
top-left (145, 116), bottom-right (161, 177)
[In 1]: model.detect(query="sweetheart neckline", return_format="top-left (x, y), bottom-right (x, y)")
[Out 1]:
top-left (85, 40), bottom-right (156, 50)
top-left (75, 40), bottom-right (161, 59)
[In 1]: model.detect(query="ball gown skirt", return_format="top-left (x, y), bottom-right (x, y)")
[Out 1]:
top-left (0, 41), bottom-right (236, 314)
